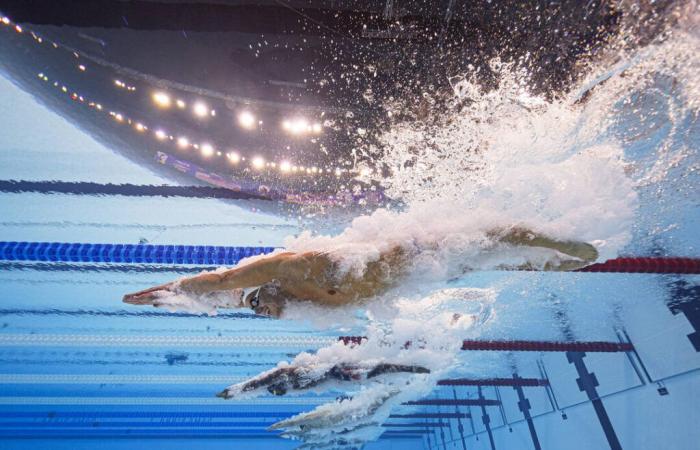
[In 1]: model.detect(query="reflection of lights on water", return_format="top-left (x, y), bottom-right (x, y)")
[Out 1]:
top-left (335, 168), bottom-right (342, 176)
top-left (155, 129), bottom-right (167, 140)
top-left (152, 91), bottom-right (171, 108)
top-left (227, 152), bottom-right (240, 163)
top-left (252, 157), bottom-right (265, 169)
top-left (177, 137), bottom-right (189, 148)
top-left (238, 111), bottom-right (256, 129)
top-left (201, 143), bottom-right (214, 157)
top-left (192, 102), bottom-right (208, 118)
top-left (280, 161), bottom-right (291, 173)
top-left (312, 123), bottom-right (323, 133)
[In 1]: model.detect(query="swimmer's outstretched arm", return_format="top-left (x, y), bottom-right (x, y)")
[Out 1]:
top-left (123, 251), bottom-right (297, 304)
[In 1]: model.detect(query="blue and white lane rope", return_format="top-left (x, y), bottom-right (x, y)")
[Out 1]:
top-left (0, 241), bottom-right (277, 265)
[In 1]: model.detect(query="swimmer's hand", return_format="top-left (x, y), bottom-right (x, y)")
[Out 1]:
top-left (122, 282), bottom-right (176, 305)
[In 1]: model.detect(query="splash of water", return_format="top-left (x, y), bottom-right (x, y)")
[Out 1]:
top-left (268, 7), bottom-right (700, 447)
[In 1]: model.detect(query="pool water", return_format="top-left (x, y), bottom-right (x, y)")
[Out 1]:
top-left (1, 7), bottom-right (699, 450)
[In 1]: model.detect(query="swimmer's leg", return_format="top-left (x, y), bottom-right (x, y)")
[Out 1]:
top-left (366, 364), bottom-right (430, 378)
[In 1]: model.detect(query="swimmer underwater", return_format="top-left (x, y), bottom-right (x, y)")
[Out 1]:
top-left (124, 227), bottom-right (598, 318)
top-left (122, 226), bottom-right (598, 408)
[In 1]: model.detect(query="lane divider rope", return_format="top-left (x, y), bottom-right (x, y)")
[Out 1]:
top-left (0, 333), bottom-right (336, 348)
top-left (2, 241), bottom-right (697, 273)
top-left (339, 336), bottom-right (634, 352)
top-left (0, 241), bottom-right (278, 265)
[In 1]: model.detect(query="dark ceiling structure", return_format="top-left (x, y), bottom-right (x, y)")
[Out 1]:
top-left (0, 0), bottom-right (673, 208)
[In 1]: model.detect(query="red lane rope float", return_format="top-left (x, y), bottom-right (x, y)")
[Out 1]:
top-left (390, 413), bottom-right (471, 419)
top-left (338, 337), bottom-right (634, 353)
top-left (459, 340), bottom-right (633, 352)
top-left (403, 399), bottom-right (501, 406)
top-left (437, 377), bottom-right (549, 387)
top-left (382, 423), bottom-right (450, 428)
top-left (575, 257), bottom-right (700, 274)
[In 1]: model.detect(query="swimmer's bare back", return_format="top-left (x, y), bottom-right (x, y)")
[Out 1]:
top-left (123, 228), bottom-right (597, 307)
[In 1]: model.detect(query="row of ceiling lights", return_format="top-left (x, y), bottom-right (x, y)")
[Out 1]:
top-left (149, 90), bottom-right (324, 136)
top-left (37, 70), bottom-right (354, 177)
top-left (0, 15), bottom-right (370, 179)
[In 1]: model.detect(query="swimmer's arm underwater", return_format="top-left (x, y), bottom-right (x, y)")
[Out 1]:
top-left (490, 227), bottom-right (598, 270)
top-left (123, 248), bottom-right (401, 307)
top-left (123, 251), bottom-right (297, 303)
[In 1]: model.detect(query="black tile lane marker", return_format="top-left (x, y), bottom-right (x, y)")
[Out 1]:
top-left (567, 351), bottom-right (623, 450)
top-left (512, 373), bottom-right (542, 450)
top-left (452, 388), bottom-right (469, 450)
top-left (477, 386), bottom-right (497, 450)
top-left (666, 279), bottom-right (700, 351)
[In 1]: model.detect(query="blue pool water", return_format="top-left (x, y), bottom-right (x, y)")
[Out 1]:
top-left (1, 9), bottom-right (699, 450)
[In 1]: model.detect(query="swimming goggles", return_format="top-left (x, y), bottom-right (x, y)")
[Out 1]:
top-left (243, 286), bottom-right (262, 310)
